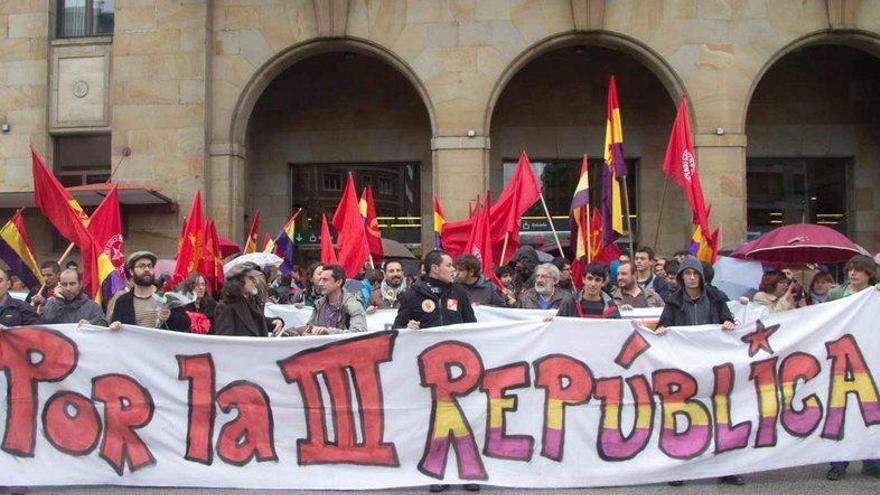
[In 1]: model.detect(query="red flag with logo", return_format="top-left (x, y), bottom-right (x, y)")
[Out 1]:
top-left (662, 97), bottom-right (710, 230)
top-left (169, 190), bottom-right (205, 288)
top-left (332, 173), bottom-right (370, 277)
top-left (359, 185), bottom-right (384, 265)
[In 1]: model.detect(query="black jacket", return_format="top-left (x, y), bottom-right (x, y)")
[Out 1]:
top-left (658, 285), bottom-right (734, 327)
top-left (109, 290), bottom-right (190, 332)
top-left (0, 295), bottom-right (41, 327)
top-left (461, 276), bottom-right (506, 307)
top-left (393, 276), bottom-right (476, 329)
top-left (214, 297), bottom-right (281, 337)
top-left (184, 297), bottom-right (217, 322)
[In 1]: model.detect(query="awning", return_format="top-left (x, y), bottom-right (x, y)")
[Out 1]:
top-left (0, 182), bottom-right (178, 212)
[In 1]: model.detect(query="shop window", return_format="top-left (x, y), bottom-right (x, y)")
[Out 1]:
top-left (57, 0), bottom-right (114, 38)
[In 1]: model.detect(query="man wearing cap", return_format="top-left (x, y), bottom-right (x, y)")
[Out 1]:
top-left (108, 251), bottom-right (190, 332)
top-left (41, 269), bottom-right (107, 326)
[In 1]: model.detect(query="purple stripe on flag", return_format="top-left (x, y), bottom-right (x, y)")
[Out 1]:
top-left (0, 240), bottom-right (41, 288)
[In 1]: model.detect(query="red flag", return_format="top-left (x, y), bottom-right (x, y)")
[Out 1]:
top-left (588, 209), bottom-right (621, 263)
top-left (200, 220), bottom-right (224, 294)
top-left (170, 190), bottom-right (205, 288)
top-left (662, 97), bottom-right (710, 230)
top-left (359, 185), bottom-right (384, 265)
top-left (464, 192), bottom-right (503, 291)
top-left (31, 145), bottom-right (99, 296)
top-left (87, 186), bottom-right (127, 303)
top-left (332, 173), bottom-right (370, 277)
top-left (319, 214), bottom-right (338, 264)
top-left (242, 210), bottom-right (260, 254)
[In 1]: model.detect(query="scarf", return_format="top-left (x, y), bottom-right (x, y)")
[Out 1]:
top-left (379, 279), bottom-right (407, 304)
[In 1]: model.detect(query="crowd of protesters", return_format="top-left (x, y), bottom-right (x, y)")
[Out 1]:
top-left (1, 240), bottom-right (880, 488)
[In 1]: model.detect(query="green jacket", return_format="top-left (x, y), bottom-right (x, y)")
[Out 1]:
top-left (307, 291), bottom-right (367, 333)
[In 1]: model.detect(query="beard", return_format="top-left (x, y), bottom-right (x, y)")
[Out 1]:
top-left (535, 281), bottom-right (553, 296)
top-left (133, 274), bottom-right (155, 287)
top-left (387, 275), bottom-right (403, 287)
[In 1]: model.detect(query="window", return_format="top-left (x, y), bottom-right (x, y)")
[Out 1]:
top-left (322, 173), bottom-right (342, 192)
top-left (376, 177), bottom-right (394, 195)
top-left (57, 0), bottom-right (114, 38)
top-left (53, 134), bottom-right (111, 187)
top-left (747, 157), bottom-right (849, 237)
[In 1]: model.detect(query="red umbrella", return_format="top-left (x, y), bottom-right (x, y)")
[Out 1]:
top-left (730, 223), bottom-right (866, 264)
top-left (218, 236), bottom-right (241, 258)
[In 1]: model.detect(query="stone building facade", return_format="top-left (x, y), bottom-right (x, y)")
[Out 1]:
top-left (1, 0), bottom-right (878, 262)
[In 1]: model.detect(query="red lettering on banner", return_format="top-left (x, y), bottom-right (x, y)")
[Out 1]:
top-left (278, 331), bottom-right (399, 466)
top-left (417, 341), bottom-right (487, 480)
top-left (822, 334), bottom-right (880, 440)
top-left (480, 362), bottom-right (534, 461)
top-left (653, 369), bottom-right (711, 459)
top-left (750, 358), bottom-right (779, 448)
top-left (91, 374), bottom-right (156, 476)
top-left (177, 354), bottom-right (217, 465)
top-left (42, 391), bottom-right (101, 456)
top-left (711, 363), bottom-right (751, 454)
top-left (594, 375), bottom-right (654, 461)
top-left (534, 354), bottom-right (593, 461)
top-left (779, 352), bottom-right (823, 437)
top-left (216, 380), bottom-right (277, 465)
top-left (0, 327), bottom-right (78, 456)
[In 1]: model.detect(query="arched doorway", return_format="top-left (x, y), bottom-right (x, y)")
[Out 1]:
top-left (245, 49), bottom-right (433, 262)
top-left (745, 42), bottom-right (880, 250)
top-left (488, 40), bottom-right (682, 255)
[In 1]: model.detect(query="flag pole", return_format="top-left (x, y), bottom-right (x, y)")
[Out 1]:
top-left (621, 179), bottom-right (636, 255)
top-left (539, 193), bottom-right (565, 256)
top-left (585, 206), bottom-right (592, 263)
top-left (500, 232), bottom-right (510, 265)
top-left (653, 176), bottom-right (670, 249)
top-left (34, 242), bottom-right (76, 301)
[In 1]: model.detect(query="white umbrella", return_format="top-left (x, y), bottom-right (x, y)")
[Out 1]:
top-left (712, 256), bottom-right (764, 299)
top-left (223, 252), bottom-right (283, 275)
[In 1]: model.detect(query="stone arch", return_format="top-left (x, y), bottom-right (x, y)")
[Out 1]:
top-left (484, 30), bottom-right (690, 135)
top-left (229, 36), bottom-right (437, 152)
top-left (742, 29), bottom-right (880, 132)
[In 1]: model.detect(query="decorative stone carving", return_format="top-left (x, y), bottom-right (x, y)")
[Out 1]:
top-left (57, 56), bottom-right (106, 124)
top-left (826, 0), bottom-right (860, 29)
top-left (72, 80), bottom-right (89, 98)
top-left (571, 0), bottom-right (605, 31)
top-left (314, 0), bottom-right (350, 37)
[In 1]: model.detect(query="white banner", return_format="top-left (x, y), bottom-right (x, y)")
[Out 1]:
top-left (1, 291), bottom-right (878, 489)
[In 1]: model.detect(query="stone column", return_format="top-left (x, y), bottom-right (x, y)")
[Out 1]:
top-left (432, 134), bottom-right (490, 224)
top-left (694, 133), bottom-right (748, 248)
top-left (207, 142), bottom-right (247, 241)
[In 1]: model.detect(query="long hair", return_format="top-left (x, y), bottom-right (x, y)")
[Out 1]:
top-left (178, 272), bottom-right (215, 305)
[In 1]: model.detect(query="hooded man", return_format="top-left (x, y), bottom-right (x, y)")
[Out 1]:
top-left (108, 251), bottom-right (190, 332)
top-left (510, 245), bottom-right (539, 296)
top-left (41, 269), bottom-right (107, 326)
top-left (454, 254), bottom-right (506, 307)
top-left (656, 256), bottom-right (735, 332)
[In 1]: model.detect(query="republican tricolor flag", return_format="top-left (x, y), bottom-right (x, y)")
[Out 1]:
top-left (0, 210), bottom-right (43, 288)
top-left (273, 209), bottom-right (301, 276)
top-left (432, 197), bottom-right (445, 249)
top-left (601, 76), bottom-right (627, 246)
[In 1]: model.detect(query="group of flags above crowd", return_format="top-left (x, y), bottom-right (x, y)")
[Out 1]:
top-left (0, 76), bottom-right (717, 302)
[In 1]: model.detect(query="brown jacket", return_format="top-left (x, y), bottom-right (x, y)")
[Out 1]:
top-left (214, 297), bottom-right (282, 337)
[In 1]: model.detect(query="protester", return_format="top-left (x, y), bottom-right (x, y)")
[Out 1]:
top-left (26, 260), bottom-right (61, 311)
top-left (612, 261), bottom-right (665, 309)
top-left (672, 250), bottom-right (689, 263)
top-left (824, 255), bottom-right (880, 480)
top-left (654, 257), bottom-right (667, 277)
top-left (453, 254), bottom-right (506, 307)
top-left (494, 265), bottom-right (517, 307)
top-left (41, 268), bottom-right (106, 326)
top-left (510, 245), bottom-right (539, 295)
top-left (108, 251), bottom-right (190, 332)
top-left (360, 268), bottom-right (384, 309)
top-left (65, 260), bottom-right (79, 271)
top-left (393, 250), bottom-right (476, 331)
top-left (655, 256), bottom-right (743, 486)
top-left (634, 247), bottom-right (669, 297)
top-left (663, 259), bottom-right (680, 292)
top-left (178, 272), bottom-right (217, 332)
top-left (214, 265), bottom-right (284, 337)
top-left (753, 270), bottom-right (805, 313)
top-left (0, 266), bottom-right (40, 328)
top-left (552, 257), bottom-right (575, 295)
top-left (557, 263), bottom-right (620, 318)
top-left (618, 249), bottom-right (631, 263)
top-left (807, 270), bottom-right (835, 305)
top-left (301, 264), bottom-right (367, 335)
top-left (291, 262), bottom-right (323, 308)
top-left (367, 260), bottom-right (407, 311)
top-left (270, 274), bottom-right (294, 304)
top-left (517, 263), bottom-right (567, 310)
top-left (9, 275), bottom-right (26, 292)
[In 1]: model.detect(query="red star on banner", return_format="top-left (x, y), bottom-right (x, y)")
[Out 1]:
top-left (740, 319), bottom-right (780, 357)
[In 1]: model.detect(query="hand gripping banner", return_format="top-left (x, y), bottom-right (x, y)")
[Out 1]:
top-left (0, 291), bottom-right (878, 488)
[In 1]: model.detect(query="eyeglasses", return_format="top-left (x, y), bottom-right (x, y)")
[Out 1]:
top-left (133, 263), bottom-right (154, 270)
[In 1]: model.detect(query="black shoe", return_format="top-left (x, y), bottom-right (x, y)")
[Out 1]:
top-left (719, 475), bottom-right (745, 486)
top-left (827, 466), bottom-right (847, 481)
top-left (429, 485), bottom-right (450, 493)
top-left (667, 480), bottom-right (685, 486)
top-left (463, 484), bottom-right (481, 492)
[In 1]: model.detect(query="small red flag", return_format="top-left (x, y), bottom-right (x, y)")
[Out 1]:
top-left (200, 220), bottom-right (224, 295)
top-left (320, 214), bottom-right (338, 264)
top-left (170, 190), bottom-right (205, 288)
top-left (242, 210), bottom-right (260, 254)
top-left (662, 97), bottom-right (710, 231)
top-left (464, 192), bottom-right (503, 291)
top-left (359, 185), bottom-right (384, 265)
top-left (332, 173), bottom-right (370, 277)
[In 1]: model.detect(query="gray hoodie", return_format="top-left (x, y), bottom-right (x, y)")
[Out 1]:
top-left (42, 292), bottom-right (107, 326)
